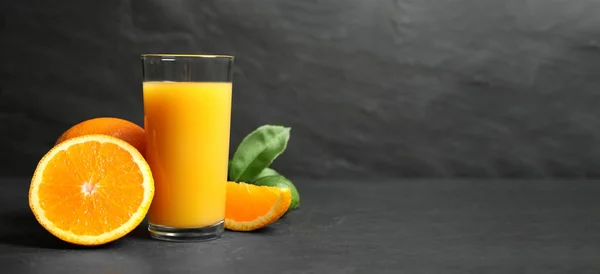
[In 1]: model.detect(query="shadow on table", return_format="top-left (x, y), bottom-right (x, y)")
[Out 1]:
top-left (0, 211), bottom-right (122, 249)
top-left (126, 220), bottom-right (154, 241)
top-left (127, 220), bottom-right (280, 240)
top-left (0, 210), bottom-right (287, 248)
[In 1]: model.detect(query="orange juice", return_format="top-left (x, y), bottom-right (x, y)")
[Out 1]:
top-left (143, 82), bottom-right (232, 228)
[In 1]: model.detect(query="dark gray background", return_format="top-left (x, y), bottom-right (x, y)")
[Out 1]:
top-left (2, 0), bottom-right (600, 178)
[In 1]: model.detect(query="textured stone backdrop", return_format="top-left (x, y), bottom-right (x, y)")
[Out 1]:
top-left (2, 0), bottom-right (600, 178)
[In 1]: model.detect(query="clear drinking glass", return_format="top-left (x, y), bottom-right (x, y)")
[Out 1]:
top-left (141, 54), bottom-right (234, 241)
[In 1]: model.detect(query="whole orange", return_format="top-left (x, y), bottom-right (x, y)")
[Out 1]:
top-left (56, 117), bottom-right (146, 156)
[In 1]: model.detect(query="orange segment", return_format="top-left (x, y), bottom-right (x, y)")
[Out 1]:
top-left (29, 134), bottom-right (154, 246)
top-left (224, 181), bottom-right (291, 231)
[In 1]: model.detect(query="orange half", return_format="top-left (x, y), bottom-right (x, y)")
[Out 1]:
top-left (29, 134), bottom-right (154, 246)
top-left (224, 181), bottom-right (291, 231)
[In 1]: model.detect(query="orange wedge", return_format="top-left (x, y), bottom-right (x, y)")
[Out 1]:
top-left (224, 181), bottom-right (291, 231)
top-left (29, 134), bottom-right (154, 246)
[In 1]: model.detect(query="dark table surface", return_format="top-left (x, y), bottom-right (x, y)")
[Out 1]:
top-left (1, 177), bottom-right (599, 273)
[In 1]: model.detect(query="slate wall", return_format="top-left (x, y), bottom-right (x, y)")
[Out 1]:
top-left (2, 0), bottom-right (600, 178)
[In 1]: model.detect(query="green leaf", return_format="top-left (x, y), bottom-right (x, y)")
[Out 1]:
top-left (253, 175), bottom-right (300, 211)
top-left (229, 125), bottom-right (291, 182)
top-left (252, 167), bottom-right (281, 182)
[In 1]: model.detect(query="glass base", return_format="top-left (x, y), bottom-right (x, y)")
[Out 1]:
top-left (148, 221), bottom-right (224, 242)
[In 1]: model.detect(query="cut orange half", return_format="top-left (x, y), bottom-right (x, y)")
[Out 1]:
top-left (29, 134), bottom-right (154, 246)
top-left (224, 181), bottom-right (291, 231)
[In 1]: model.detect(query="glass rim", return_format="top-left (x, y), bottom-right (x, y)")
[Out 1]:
top-left (141, 53), bottom-right (234, 59)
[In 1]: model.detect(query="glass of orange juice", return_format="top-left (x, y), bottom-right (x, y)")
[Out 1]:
top-left (141, 54), bottom-right (233, 241)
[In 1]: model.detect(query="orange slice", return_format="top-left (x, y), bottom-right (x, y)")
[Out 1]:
top-left (224, 181), bottom-right (291, 231)
top-left (29, 134), bottom-right (154, 246)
